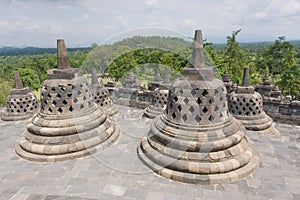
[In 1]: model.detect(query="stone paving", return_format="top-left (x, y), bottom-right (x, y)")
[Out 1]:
top-left (0, 105), bottom-right (299, 200)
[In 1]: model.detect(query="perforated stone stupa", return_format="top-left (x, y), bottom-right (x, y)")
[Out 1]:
top-left (90, 67), bottom-right (118, 116)
top-left (228, 68), bottom-right (280, 135)
top-left (144, 67), bottom-right (170, 119)
top-left (1, 71), bottom-right (38, 121)
top-left (137, 30), bottom-right (259, 184)
top-left (15, 40), bottom-right (120, 162)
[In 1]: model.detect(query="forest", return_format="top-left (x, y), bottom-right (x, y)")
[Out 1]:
top-left (0, 30), bottom-right (299, 106)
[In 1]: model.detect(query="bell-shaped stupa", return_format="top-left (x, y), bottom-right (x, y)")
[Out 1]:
top-left (228, 68), bottom-right (280, 135)
top-left (15, 40), bottom-right (120, 162)
top-left (137, 30), bottom-right (259, 184)
top-left (90, 67), bottom-right (118, 116)
top-left (1, 71), bottom-right (38, 121)
top-left (143, 67), bottom-right (171, 119)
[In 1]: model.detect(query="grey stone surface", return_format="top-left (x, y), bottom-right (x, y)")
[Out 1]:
top-left (138, 30), bottom-right (258, 184)
top-left (0, 106), bottom-right (299, 199)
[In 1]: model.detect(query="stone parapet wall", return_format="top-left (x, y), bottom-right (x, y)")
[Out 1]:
top-left (263, 98), bottom-right (300, 125)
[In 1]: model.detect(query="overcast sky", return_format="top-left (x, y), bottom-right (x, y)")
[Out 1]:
top-left (0, 0), bottom-right (299, 47)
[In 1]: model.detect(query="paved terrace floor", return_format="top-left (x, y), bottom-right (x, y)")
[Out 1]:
top-left (0, 105), bottom-right (299, 200)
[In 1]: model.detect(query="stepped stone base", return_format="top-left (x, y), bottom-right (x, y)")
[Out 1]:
top-left (143, 106), bottom-right (164, 119)
top-left (15, 105), bottom-right (120, 162)
top-left (137, 114), bottom-right (259, 185)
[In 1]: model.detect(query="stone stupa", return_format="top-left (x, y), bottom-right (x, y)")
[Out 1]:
top-left (1, 71), bottom-right (38, 121)
top-left (228, 68), bottom-right (280, 135)
top-left (15, 39), bottom-right (120, 162)
top-left (148, 69), bottom-right (163, 91)
top-left (143, 67), bottom-right (170, 119)
top-left (222, 70), bottom-right (233, 93)
top-left (137, 30), bottom-right (259, 184)
top-left (90, 67), bottom-right (118, 116)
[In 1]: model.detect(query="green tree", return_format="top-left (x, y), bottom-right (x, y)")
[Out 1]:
top-left (223, 29), bottom-right (246, 84)
top-left (263, 37), bottom-right (300, 96)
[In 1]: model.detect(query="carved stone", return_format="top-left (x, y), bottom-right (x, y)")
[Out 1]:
top-left (15, 40), bottom-right (120, 162)
top-left (228, 68), bottom-right (280, 135)
top-left (144, 67), bottom-right (171, 119)
top-left (91, 68), bottom-right (118, 116)
top-left (1, 71), bottom-right (38, 121)
top-left (137, 30), bottom-right (259, 184)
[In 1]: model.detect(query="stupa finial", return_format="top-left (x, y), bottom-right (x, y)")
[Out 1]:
top-left (191, 29), bottom-right (205, 68)
top-left (57, 39), bottom-right (71, 69)
top-left (14, 70), bottom-right (23, 89)
top-left (242, 67), bottom-right (250, 87)
top-left (163, 66), bottom-right (170, 84)
top-left (91, 67), bottom-right (99, 85)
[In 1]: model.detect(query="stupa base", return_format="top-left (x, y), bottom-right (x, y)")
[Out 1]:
top-left (143, 106), bottom-right (164, 119)
top-left (137, 136), bottom-right (259, 185)
top-left (15, 106), bottom-right (121, 162)
top-left (1, 113), bottom-right (34, 121)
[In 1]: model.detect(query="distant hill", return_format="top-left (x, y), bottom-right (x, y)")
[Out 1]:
top-left (0, 46), bottom-right (91, 56)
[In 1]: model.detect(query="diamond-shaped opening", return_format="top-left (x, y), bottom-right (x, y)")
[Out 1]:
top-left (77, 90), bottom-right (82, 95)
top-left (189, 106), bottom-right (195, 113)
top-left (214, 106), bottom-right (219, 111)
top-left (202, 106), bottom-right (208, 113)
top-left (73, 98), bottom-right (78, 103)
top-left (16, 109), bottom-right (20, 113)
top-left (191, 89), bottom-right (196, 96)
top-left (219, 113), bottom-right (224, 118)
top-left (80, 84), bottom-right (84, 88)
top-left (83, 96), bottom-right (87, 100)
top-left (208, 115), bottom-right (214, 121)
top-left (52, 100), bottom-right (57, 106)
top-left (219, 96), bottom-right (223, 101)
top-left (67, 92), bottom-right (72, 97)
top-left (252, 111), bottom-right (256, 115)
top-left (202, 89), bottom-right (209, 97)
top-left (196, 97), bottom-right (202, 105)
top-left (171, 112), bottom-right (176, 119)
top-left (51, 87), bottom-right (56, 91)
top-left (209, 98), bottom-right (214, 104)
top-left (178, 89), bottom-right (183, 95)
top-left (47, 93), bottom-right (52, 98)
top-left (182, 114), bottom-right (188, 121)
top-left (69, 106), bottom-right (74, 112)
top-left (183, 97), bottom-right (189, 104)
top-left (48, 107), bottom-right (53, 113)
top-left (57, 93), bottom-right (62, 98)
top-left (63, 99), bottom-right (68, 105)
top-left (173, 96), bottom-right (178, 102)
top-left (61, 86), bottom-right (66, 91)
top-left (177, 105), bottom-right (182, 112)
top-left (195, 115), bottom-right (201, 122)
top-left (57, 107), bottom-right (63, 113)
top-left (245, 112), bottom-right (250, 116)
top-left (242, 107), bottom-right (246, 111)
top-left (214, 89), bottom-right (219, 95)
top-left (80, 104), bottom-right (84, 109)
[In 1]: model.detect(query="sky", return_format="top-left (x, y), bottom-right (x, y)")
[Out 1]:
top-left (0, 0), bottom-right (299, 47)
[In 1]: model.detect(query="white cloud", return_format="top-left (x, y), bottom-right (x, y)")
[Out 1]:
top-left (0, 20), bottom-right (9, 29)
top-left (58, 4), bottom-right (71, 11)
top-left (25, 23), bottom-right (40, 30)
top-left (183, 19), bottom-right (196, 27)
top-left (49, 22), bottom-right (63, 34)
top-left (145, 0), bottom-right (158, 11)
top-left (115, 16), bottom-right (129, 27)
top-left (74, 14), bottom-right (89, 22)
